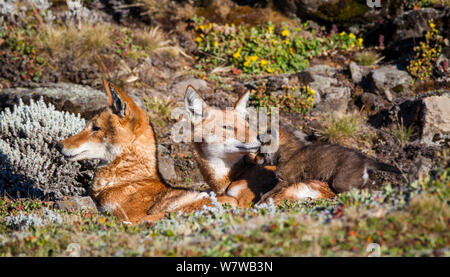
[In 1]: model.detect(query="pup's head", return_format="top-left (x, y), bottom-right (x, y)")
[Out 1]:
top-left (184, 85), bottom-right (261, 161)
top-left (57, 81), bottom-right (148, 164)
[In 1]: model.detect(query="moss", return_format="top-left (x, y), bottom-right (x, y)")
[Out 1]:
top-left (316, 0), bottom-right (368, 22)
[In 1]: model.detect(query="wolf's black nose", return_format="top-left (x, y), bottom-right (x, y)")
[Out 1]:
top-left (55, 142), bottom-right (63, 153)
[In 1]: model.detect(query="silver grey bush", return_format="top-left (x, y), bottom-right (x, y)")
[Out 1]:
top-left (4, 208), bottom-right (63, 229)
top-left (0, 98), bottom-right (95, 199)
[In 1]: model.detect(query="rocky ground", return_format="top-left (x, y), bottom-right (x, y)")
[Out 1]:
top-left (0, 0), bottom-right (449, 256)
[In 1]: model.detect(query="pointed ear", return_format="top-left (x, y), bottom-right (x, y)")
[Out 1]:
top-left (104, 80), bottom-right (126, 118)
top-left (184, 85), bottom-right (207, 119)
top-left (234, 91), bottom-right (250, 116)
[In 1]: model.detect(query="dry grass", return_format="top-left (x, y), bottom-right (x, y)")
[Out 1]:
top-left (134, 26), bottom-right (189, 58)
top-left (315, 112), bottom-right (370, 148)
top-left (353, 50), bottom-right (383, 66)
top-left (34, 23), bottom-right (113, 63)
top-left (134, 26), bottom-right (169, 53)
top-left (144, 96), bottom-right (175, 127)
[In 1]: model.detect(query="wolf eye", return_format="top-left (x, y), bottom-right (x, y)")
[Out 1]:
top-left (92, 125), bottom-right (101, 132)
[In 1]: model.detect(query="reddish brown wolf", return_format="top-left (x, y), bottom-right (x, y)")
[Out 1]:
top-left (257, 124), bottom-right (401, 204)
top-left (58, 81), bottom-right (236, 224)
top-left (184, 85), bottom-right (334, 207)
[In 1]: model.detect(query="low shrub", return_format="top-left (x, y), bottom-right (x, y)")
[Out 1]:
top-left (193, 18), bottom-right (363, 74)
top-left (0, 98), bottom-right (95, 199)
top-left (407, 19), bottom-right (443, 80)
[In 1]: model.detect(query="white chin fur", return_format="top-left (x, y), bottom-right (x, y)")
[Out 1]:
top-left (61, 142), bottom-right (114, 162)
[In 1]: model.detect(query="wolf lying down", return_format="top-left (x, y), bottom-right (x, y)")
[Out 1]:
top-left (57, 81), bottom-right (400, 224)
top-left (256, 124), bottom-right (402, 204)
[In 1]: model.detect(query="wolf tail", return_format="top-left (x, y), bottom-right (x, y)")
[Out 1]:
top-left (368, 160), bottom-right (402, 174)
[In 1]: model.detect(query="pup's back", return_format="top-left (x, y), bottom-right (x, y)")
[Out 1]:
top-left (266, 126), bottom-right (401, 193)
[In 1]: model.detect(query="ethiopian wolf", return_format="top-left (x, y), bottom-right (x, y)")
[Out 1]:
top-left (183, 85), bottom-right (334, 206)
top-left (57, 81), bottom-right (236, 224)
top-left (257, 125), bottom-right (402, 204)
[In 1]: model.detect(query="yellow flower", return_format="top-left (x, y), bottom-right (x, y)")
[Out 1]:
top-left (281, 29), bottom-right (290, 37)
top-left (260, 59), bottom-right (268, 66)
top-left (266, 67), bottom-right (274, 73)
top-left (99, 217), bottom-right (106, 224)
top-left (358, 38), bottom-right (363, 46)
top-left (267, 26), bottom-right (274, 32)
top-left (339, 31), bottom-right (346, 36)
top-left (244, 58), bottom-right (251, 67)
top-left (244, 56), bottom-right (258, 67)
top-left (290, 48), bottom-right (294, 54)
top-left (430, 23), bottom-right (435, 29)
top-left (195, 37), bottom-right (202, 43)
top-left (233, 49), bottom-right (241, 58)
top-left (214, 41), bottom-right (218, 47)
top-left (199, 25), bottom-right (205, 31)
top-left (284, 40), bottom-right (290, 45)
top-left (200, 34), bottom-right (205, 38)
top-left (349, 33), bottom-right (356, 39)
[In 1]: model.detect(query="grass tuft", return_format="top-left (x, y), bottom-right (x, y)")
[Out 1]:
top-left (144, 96), bottom-right (175, 127)
top-left (315, 112), bottom-right (368, 147)
top-left (390, 119), bottom-right (417, 148)
top-left (353, 50), bottom-right (383, 66)
top-left (35, 23), bottom-right (113, 63)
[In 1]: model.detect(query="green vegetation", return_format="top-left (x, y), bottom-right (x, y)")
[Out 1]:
top-left (0, 1), bottom-right (183, 85)
top-left (390, 120), bottom-right (417, 148)
top-left (0, 168), bottom-right (448, 257)
top-left (193, 18), bottom-right (363, 74)
top-left (0, 7), bottom-right (46, 82)
top-left (249, 84), bottom-right (315, 114)
top-left (144, 96), bottom-right (176, 127)
top-left (407, 20), bottom-right (443, 81)
top-left (315, 112), bottom-right (371, 148)
top-left (406, 0), bottom-right (450, 9)
top-left (353, 50), bottom-right (383, 66)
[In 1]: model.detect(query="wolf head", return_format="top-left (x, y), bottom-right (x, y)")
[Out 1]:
top-left (57, 81), bottom-right (149, 165)
top-left (184, 85), bottom-right (261, 162)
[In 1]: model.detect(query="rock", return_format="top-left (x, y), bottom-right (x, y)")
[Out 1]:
top-left (420, 94), bottom-right (450, 147)
top-left (393, 7), bottom-right (448, 42)
top-left (368, 91), bottom-right (450, 147)
top-left (273, 0), bottom-right (402, 38)
top-left (172, 78), bottom-right (209, 98)
top-left (158, 155), bottom-right (177, 182)
top-left (370, 65), bottom-right (412, 101)
top-left (266, 76), bottom-right (289, 91)
top-left (274, 0), bottom-right (366, 22)
top-left (410, 157), bottom-right (433, 180)
top-left (0, 83), bottom-right (107, 119)
top-left (303, 65), bottom-right (351, 115)
top-left (392, 7), bottom-right (450, 55)
top-left (56, 196), bottom-right (98, 213)
top-left (360, 92), bottom-right (386, 112)
top-left (307, 64), bottom-right (339, 77)
top-left (349, 61), bottom-right (370, 84)
top-left (313, 86), bottom-right (351, 115)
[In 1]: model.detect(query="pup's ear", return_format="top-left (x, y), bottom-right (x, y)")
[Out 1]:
top-left (184, 85), bottom-right (207, 120)
top-left (104, 80), bottom-right (126, 118)
top-left (234, 91), bottom-right (250, 116)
